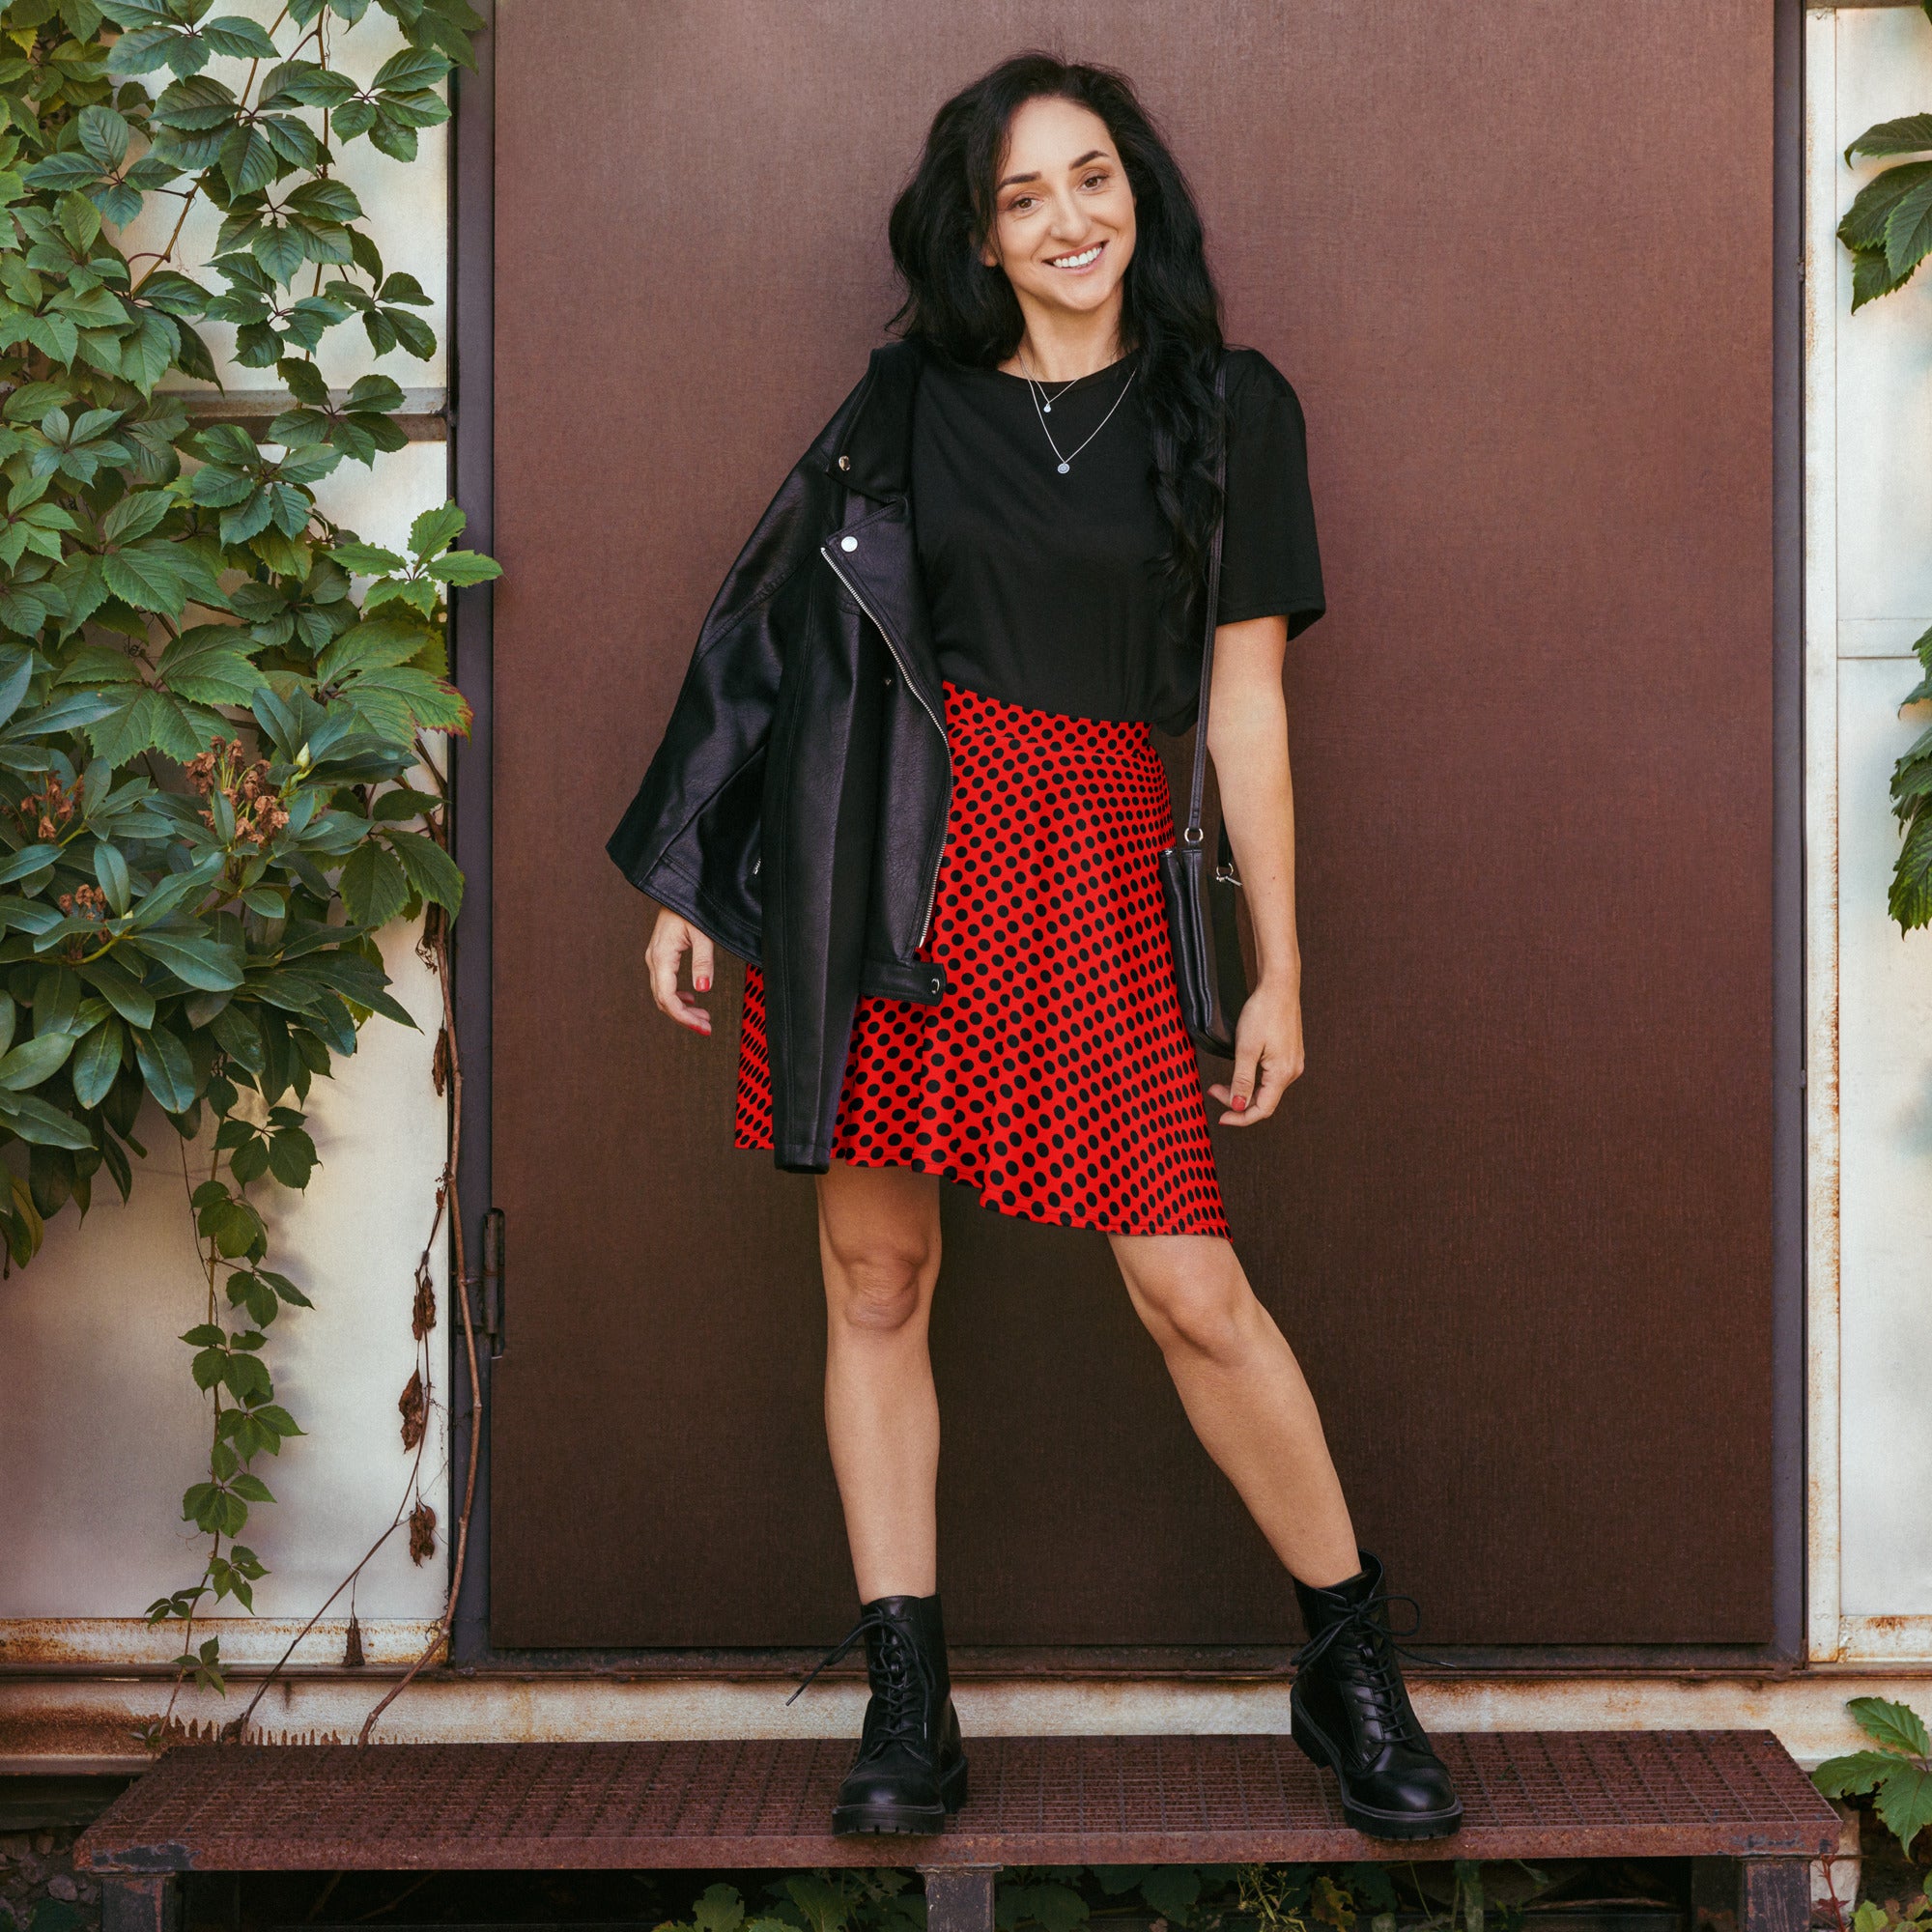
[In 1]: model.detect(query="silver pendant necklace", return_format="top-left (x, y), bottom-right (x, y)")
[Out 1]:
top-left (1018, 347), bottom-right (1136, 474)
top-left (1017, 342), bottom-right (1085, 412)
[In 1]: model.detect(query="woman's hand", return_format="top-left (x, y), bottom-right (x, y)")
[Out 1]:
top-left (646, 908), bottom-right (715, 1036)
top-left (1208, 975), bottom-right (1304, 1126)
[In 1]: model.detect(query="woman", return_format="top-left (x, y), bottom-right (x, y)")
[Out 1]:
top-left (609, 54), bottom-right (1461, 1843)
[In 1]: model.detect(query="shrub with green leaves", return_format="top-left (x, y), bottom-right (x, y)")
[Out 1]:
top-left (649, 1863), bottom-right (1540, 1932)
top-left (1815, 1695), bottom-right (1932, 1860)
top-left (0, 0), bottom-right (493, 1704)
top-left (1849, 1878), bottom-right (1932, 1932)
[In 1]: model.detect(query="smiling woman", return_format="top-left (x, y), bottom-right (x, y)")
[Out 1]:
top-left (983, 105), bottom-right (1139, 335)
top-left (610, 50), bottom-right (1456, 1846)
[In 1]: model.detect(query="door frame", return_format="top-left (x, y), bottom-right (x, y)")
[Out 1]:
top-left (444, 0), bottom-right (1808, 1675)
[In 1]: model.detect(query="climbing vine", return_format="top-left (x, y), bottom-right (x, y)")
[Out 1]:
top-left (0, 0), bottom-right (491, 1718)
top-left (1834, 0), bottom-right (1932, 929)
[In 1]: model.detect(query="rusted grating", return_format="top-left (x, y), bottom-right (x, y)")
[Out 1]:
top-left (74, 1731), bottom-right (1840, 1871)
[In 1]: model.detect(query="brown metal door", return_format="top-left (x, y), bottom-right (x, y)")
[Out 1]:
top-left (487, 0), bottom-right (1776, 1649)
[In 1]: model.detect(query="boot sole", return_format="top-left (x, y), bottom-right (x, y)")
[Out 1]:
top-left (831, 1756), bottom-right (969, 1836)
top-left (1290, 1707), bottom-right (1463, 1841)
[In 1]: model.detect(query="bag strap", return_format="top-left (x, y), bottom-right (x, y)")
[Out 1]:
top-left (1183, 355), bottom-right (1230, 845)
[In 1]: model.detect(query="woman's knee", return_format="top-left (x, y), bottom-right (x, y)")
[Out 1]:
top-left (1123, 1244), bottom-right (1255, 1360)
top-left (817, 1164), bottom-right (939, 1334)
top-left (823, 1229), bottom-right (936, 1334)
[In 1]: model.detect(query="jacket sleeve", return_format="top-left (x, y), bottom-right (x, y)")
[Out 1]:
top-left (759, 556), bottom-right (884, 1171)
top-left (605, 369), bottom-right (871, 953)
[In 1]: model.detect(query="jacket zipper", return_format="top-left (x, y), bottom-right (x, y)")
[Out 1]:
top-left (820, 543), bottom-right (948, 950)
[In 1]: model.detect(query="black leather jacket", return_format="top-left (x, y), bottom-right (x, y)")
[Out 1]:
top-left (608, 341), bottom-right (949, 1172)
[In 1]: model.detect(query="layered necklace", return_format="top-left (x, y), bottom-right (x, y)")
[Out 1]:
top-left (1017, 345), bottom-right (1136, 474)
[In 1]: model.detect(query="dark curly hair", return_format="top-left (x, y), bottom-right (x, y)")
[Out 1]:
top-left (887, 52), bottom-right (1226, 601)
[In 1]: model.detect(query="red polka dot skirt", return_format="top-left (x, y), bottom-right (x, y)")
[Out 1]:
top-left (733, 678), bottom-right (1229, 1237)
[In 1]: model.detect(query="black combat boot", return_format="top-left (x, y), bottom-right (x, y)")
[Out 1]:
top-left (796, 1594), bottom-right (968, 1834)
top-left (1290, 1551), bottom-right (1463, 1840)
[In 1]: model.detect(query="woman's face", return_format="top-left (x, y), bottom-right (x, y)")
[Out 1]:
top-left (980, 96), bottom-right (1136, 328)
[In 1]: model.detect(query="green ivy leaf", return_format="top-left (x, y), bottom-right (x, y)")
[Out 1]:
top-left (156, 624), bottom-right (263, 705)
top-left (425, 548), bottom-right (499, 586)
top-left (1840, 160), bottom-right (1932, 254)
top-left (383, 828), bottom-right (461, 915)
top-left (1851, 1694), bottom-right (1932, 1758)
top-left (331, 538), bottom-right (406, 575)
top-left (1887, 170), bottom-right (1932, 280)
top-left (267, 1122), bottom-right (315, 1187)
top-left (201, 15), bottom-right (280, 58)
top-left (1852, 245), bottom-right (1910, 312)
top-left (338, 838), bottom-right (409, 926)
top-left (1876, 1763), bottom-right (1932, 1858)
top-left (408, 498), bottom-right (464, 560)
top-left (1817, 1748), bottom-right (1911, 1796)
top-left (1847, 113), bottom-right (1932, 163)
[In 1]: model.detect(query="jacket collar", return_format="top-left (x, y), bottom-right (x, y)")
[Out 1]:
top-left (825, 339), bottom-right (926, 500)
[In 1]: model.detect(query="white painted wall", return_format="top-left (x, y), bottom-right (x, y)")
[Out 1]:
top-left (0, 4), bottom-right (452, 1669)
top-left (1808, 4), bottom-right (1932, 1661)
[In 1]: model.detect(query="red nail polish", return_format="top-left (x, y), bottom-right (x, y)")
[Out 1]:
top-left (1233, 1094), bottom-right (1247, 1111)
top-left (696, 977), bottom-right (709, 991)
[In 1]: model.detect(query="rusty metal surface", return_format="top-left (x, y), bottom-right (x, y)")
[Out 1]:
top-left (175, 387), bottom-right (448, 440)
top-left (75, 1732), bottom-right (1840, 1870)
top-left (491, 0), bottom-right (1778, 1657)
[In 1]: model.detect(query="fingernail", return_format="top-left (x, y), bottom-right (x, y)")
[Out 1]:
top-left (696, 976), bottom-right (710, 991)
top-left (1233, 1095), bottom-right (1247, 1111)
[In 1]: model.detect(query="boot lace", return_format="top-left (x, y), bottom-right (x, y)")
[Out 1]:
top-left (1291, 1589), bottom-right (1449, 1747)
top-left (786, 1607), bottom-right (933, 1744)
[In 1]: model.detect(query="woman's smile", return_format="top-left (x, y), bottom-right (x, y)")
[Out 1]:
top-left (1047, 241), bottom-right (1105, 271)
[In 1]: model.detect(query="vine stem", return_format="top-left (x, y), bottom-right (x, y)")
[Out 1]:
top-left (223, 1449), bottom-right (420, 1739)
top-left (357, 913), bottom-right (473, 1743)
top-left (128, 3), bottom-right (298, 299)
top-left (213, 894), bottom-right (466, 1744)
top-left (152, 1132), bottom-right (228, 1742)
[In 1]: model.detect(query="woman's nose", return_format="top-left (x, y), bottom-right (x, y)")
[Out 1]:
top-left (1045, 195), bottom-right (1089, 242)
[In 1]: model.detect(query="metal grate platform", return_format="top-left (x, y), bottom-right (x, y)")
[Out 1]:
top-left (76, 1731), bottom-right (1839, 1870)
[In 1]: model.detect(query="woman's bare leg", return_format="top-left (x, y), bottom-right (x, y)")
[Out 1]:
top-left (816, 1160), bottom-right (945, 1600)
top-left (1109, 1231), bottom-right (1360, 1587)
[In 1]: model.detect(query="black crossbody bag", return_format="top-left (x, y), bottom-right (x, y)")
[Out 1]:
top-left (1156, 356), bottom-right (1248, 1061)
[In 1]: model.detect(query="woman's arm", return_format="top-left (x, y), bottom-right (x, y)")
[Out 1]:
top-left (1203, 613), bottom-right (1304, 1125)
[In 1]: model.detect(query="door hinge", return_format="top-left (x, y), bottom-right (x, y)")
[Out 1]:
top-left (480, 1207), bottom-right (505, 1356)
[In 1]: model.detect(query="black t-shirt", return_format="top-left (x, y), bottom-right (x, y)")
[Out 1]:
top-left (909, 345), bottom-right (1324, 733)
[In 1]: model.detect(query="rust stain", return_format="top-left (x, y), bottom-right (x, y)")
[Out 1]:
top-left (62, 1733), bottom-right (1842, 1870)
top-left (91, 1843), bottom-right (196, 1875)
top-left (0, 1617), bottom-right (443, 1675)
top-left (0, 1695), bottom-right (362, 1763)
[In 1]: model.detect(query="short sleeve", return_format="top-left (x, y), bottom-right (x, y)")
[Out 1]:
top-left (1215, 348), bottom-right (1325, 638)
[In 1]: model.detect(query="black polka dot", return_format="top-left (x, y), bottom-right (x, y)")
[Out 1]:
top-left (734, 678), bottom-right (1230, 1238)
